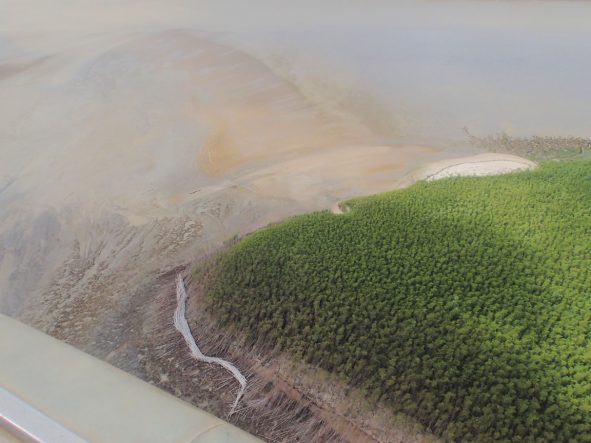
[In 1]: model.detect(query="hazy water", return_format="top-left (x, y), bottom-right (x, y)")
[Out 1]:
top-left (2, 0), bottom-right (590, 142)
top-left (221, 4), bottom-right (591, 141)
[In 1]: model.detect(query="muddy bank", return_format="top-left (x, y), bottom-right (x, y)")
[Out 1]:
top-left (0, 27), bottom-right (472, 338)
top-left (110, 260), bottom-right (439, 443)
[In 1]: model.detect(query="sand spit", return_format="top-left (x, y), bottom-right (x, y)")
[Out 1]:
top-left (396, 153), bottom-right (536, 187)
top-left (330, 153), bottom-right (535, 214)
top-left (423, 154), bottom-right (536, 181)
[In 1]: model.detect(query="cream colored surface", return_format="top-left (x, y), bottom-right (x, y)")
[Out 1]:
top-left (424, 154), bottom-right (536, 181)
top-left (330, 153), bottom-right (536, 214)
top-left (1, 386), bottom-right (86, 442)
top-left (400, 153), bottom-right (536, 186)
top-left (0, 314), bottom-right (261, 443)
top-left (0, 426), bottom-right (21, 443)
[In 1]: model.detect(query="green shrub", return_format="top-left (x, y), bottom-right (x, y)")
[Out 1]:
top-left (206, 161), bottom-right (591, 442)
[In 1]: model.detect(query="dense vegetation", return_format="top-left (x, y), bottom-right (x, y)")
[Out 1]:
top-left (206, 161), bottom-right (591, 442)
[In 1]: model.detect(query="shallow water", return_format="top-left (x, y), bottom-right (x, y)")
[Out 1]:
top-left (2, 0), bottom-right (590, 139)
top-left (219, 2), bottom-right (591, 140)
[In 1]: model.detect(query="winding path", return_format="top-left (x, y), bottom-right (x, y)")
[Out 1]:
top-left (173, 274), bottom-right (246, 415)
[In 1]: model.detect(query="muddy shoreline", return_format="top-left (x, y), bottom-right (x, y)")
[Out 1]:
top-left (108, 257), bottom-right (437, 443)
top-left (117, 156), bottom-right (533, 442)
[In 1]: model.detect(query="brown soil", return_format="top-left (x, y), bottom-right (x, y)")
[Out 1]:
top-left (104, 254), bottom-right (440, 443)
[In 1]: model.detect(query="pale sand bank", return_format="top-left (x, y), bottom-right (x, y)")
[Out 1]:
top-left (424, 154), bottom-right (536, 181)
top-left (331, 153), bottom-right (535, 214)
top-left (402, 153), bottom-right (536, 185)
